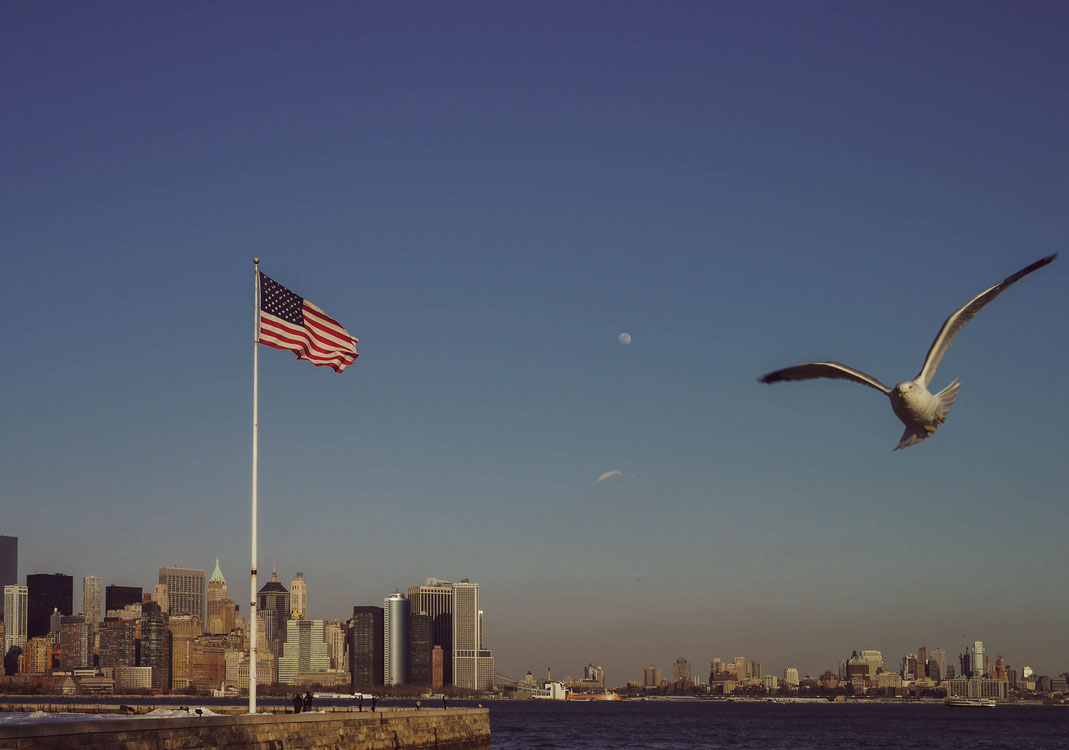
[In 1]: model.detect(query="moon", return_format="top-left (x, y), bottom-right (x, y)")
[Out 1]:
top-left (618, 332), bottom-right (632, 345)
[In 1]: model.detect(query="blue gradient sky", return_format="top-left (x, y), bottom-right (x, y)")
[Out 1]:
top-left (3, 2), bottom-right (1067, 683)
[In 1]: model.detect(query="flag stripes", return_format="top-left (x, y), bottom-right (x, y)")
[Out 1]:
top-left (258, 273), bottom-right (358, 373)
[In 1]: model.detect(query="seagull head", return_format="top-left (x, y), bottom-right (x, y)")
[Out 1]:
top-left (893, 382), bottom-right (918, 399)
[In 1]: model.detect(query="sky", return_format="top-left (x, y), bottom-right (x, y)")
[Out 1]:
top-left (2, 2), bottom-right (1067, 685)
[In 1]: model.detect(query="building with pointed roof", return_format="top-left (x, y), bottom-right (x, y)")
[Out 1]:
top-left (207, 558), bottom-right (237, 635)
top-left (257, 568), bottom-right (290, 657)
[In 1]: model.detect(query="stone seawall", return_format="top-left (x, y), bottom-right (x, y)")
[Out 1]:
top-left (0, 708), bottom-right (490, 750)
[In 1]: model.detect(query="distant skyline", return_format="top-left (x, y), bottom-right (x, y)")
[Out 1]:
top-left (3, 3), bottom-right (1067, 685)
top-left (6, 549), bottom-right (1058, 683)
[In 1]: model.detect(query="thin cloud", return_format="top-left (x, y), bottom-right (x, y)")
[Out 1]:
top-left (596, 470), bottom-right (623, 484)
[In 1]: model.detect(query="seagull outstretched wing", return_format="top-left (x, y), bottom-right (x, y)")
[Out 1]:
top-left (758, 361), bottom-right (891, 395)
top-left (915, 254), bottom-right (1057, 387)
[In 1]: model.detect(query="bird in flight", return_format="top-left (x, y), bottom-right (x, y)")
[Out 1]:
top-left (759, 254), bottom-right (1057, 450)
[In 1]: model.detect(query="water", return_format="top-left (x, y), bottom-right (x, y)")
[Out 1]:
top-left (5, 697), bottom-right (1069, 748)
top-left (483, 700), bottom-right (1069, 749)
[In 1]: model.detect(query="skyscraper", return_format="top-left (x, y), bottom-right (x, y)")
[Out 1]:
top-left (642, 665), bottom-right (661, 687)
top-left (860, 650), bottom-right (883, 680)
top-left (290, 573), bottom-right (306, 619)
top-left (26, 573), bottom-right (73, 638)
top-left (153, 584), bottom-right (169, 613)
top-left (917, 646), bottom-right (928, 680)
top-left (933, 648), bottom-right (947, 682)
top-left (207, 559), bottom-right (227, 605)
top-left (169, 613), bottom-right (201, 690)
top-left (409, 613), bottom-right (433, 686)
top-left (58, 615), bottom-right (89, 669)
top-left (0, 536), bottom-right (16, 622)
top-left (158, 567), bottom-right (206, 627)
top-left (349, 605), bottom-right (384, 687)
top-left (256, 569), bottom-right (290, 657)
top-left (99, 618), bottom-right (136, 668)
top-left (324, 620), bottom-right (348, 672)
top-left (408, 578), bottom-right (454, 686)
top-left (3, 585), bottom-right (28, 655)
top-left (105, 585), bottom-right (143, 614)
top-left (206, 559), bottom-right (234, 635)
top-left (451, 579), bottom-right (493, 690)
top-left (969, 641), bottom-right (985, 678)
top-left (278, 619), bottom-right (329, 684)
top-left (140, 601), bottom-right (170, 691)
top-left (82, 576), bottom-right (102, 626)
top-left (384, 592), bottom-right (409, 686)
top-left (673, 658), bottom-right (691, 683)
top-left (733, 657), bottom-right (746, 680)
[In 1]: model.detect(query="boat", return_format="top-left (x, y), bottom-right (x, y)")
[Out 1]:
top-left (565, 692), bottom-right (623, 701)
top-left (945, 697), bottom-right (996, 707)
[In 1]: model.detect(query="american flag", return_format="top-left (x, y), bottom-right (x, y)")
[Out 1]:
top-left (258, 273), bottom-right (359, 373)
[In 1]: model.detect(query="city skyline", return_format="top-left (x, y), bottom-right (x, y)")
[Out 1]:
top-left (3, 4), bottom-right (1067, 689)
top-left (3, 545), bottom-right (1061, 683)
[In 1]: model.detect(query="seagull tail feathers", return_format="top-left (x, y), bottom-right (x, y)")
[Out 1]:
top-left (894, 426), bottom-right (929, 451)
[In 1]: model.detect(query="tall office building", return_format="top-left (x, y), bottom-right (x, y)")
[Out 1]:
top-left (349, 606), bottom-right (384, 687)
top-left (324, 620), bottom-right (348, 671)
top-left (169, 614), bottom-right (201, 689)
top-left (256, 569), bottom-right (290, 656)
top-left (140, 601), bottom-right (170, 691)
top-left (158, 567), bottom-right (205, 627)
top-left (82, 576), bottom-right (102, 626)
top-left (99, 618), bottom-right (137, 668)
top-left (384, 592), bottom-right (409, 686)
top-left (733, 657), bottom-right (746, 679)
top-left (26, 573), bottom-right (73, 638)
top-left (207, 559), bottom-right (227, 606)
top-left (409, 613), bottom-right (433, 686)
top-left (860, 650), bottom-right (883, 679)
top-left (673, 658), bottom-right (691, 683)
top-left (3, 585), bottom-right (28, 655)
top-left (917, 646), bottom-right (927, 679)
top-left (783, 667), bottom-right (800, 686)
top-left (0, 536), bottom-right (16, 622)
top-left (408, 578), bottom-right (454, 686)
top-left (59, 615), bottom-right (89, 669)
top-left (933, 648), bottom-right (947, 682)
top-left (278, 619), bottom-right (329, 684)
top-left (968, 641), bottom-right (985, 678)
top-left (206, 559), bottom-right (234, 635)
top-left (153, 584), bottom-right (169, 613)
top-left (290, 573), bottom-right (306, 619)
top-left (22, 636), bottom-right (53, 674)
top-left (106, 585), bottom-right (143, 614)
top-left (451, 580), bottom-right (493, 690)
top-left (642, 665), bottom-right (661, 687)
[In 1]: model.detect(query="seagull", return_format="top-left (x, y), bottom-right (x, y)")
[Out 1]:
top-left (759, 254), bottom-right (1057, 450)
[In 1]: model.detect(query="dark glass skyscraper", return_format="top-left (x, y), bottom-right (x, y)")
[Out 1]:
top-left (408, 579), bottom-right (453, 685)
top-left (26, 573), bottom-right (73, 639)
top-left (105, 585), bottom-right (143, 613)
top-left (140, 601), bottom-right (171, 691)
top-left (410, 613), bottom-right (433, 686)
top-left (0, 536), bottom-right (16, 621)
top-left (349, 606), bottom-right (384, 687)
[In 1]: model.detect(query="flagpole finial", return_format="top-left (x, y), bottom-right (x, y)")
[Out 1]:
top-left (254, 257), bottom-right (260, 264)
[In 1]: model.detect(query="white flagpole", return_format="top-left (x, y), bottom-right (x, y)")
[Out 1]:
top-left (249, 258), bottom-right (261, 714)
